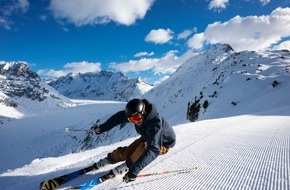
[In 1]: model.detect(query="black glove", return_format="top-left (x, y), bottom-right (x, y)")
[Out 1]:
top-left (92, 123), bottom-right (102, 134)
top-left (123, 171), bottom-right (136, 183)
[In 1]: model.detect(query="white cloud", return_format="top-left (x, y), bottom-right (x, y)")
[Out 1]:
top-left (109, 58), bottom-right (159, 73)
top-left (134, 51), bottom-right (155, 57)
top-left (154, 75), bottom-right (170, 85)
top-left (271, 40), bottom-right (290, 50)
top-left (109, 49), bottom-right (195, 75)
top-left (260, 0), bottom-right (271, 6)
top-left (37, 61), bottom-right (102, 78)
top-left (153, 50), bottom-right (181, 74)
top-left (187, 7), bottom-right (290, 52)
top-left (39, 15), bottom-right (48, 21)
top-left (145, 28), bottom-right (174, 44)
top-left (17, 0), bottom-right (29, 12)
top-left (49, 0), bottom-right (154, 26)
top-left (208, 0), bottom-right (229, 11)
top-left (0, 0), bottom-right (29, 30)
top-left (0, 18), bottom-right (12, 30)
top-left (177, 28), bottom-right (197, 40)
top-left (187, 33), bottom-right (205, 49)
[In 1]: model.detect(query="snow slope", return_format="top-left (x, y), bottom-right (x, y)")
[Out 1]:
top-left (144, 45), bottom-right (290, 124)
top-left (0, 100), bottom-right (289, 190)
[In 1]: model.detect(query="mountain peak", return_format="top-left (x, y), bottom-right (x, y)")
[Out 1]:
top-left (208, 43), bottom-right (235, 54)
top-left (0, 61), bottom-right (39, 79)
top-left (49, 70), bottom-right (153, 101)
top-left (0, 61), bottom-right (73, 118)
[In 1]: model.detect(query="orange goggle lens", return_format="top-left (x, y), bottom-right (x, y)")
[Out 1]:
top-left (128, 114), bottom-right (143, 123)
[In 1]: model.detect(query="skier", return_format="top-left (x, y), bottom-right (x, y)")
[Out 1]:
top-left (93, 98), bottom-right (176, 183)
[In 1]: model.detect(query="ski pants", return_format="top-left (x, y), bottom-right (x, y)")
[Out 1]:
top-left (107, 137), bottom-right (170, 167)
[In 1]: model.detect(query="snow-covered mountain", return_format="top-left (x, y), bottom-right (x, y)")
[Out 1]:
top-left (0, 62), bottom-right (74, 119)
top-left (145, 44), bottom-right (290, 125)
top-left (49, 71), bottom-right (153, 101)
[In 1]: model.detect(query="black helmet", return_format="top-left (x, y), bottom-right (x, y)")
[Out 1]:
top-left (125, 99), bottom-right (145, 117)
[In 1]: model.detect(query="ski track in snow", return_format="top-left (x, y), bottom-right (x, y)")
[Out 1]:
top-left (54, 115), bottom-right (289, 190)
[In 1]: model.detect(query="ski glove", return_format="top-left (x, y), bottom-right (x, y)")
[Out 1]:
top-left (123, 171), bottom-right (136, 183)
top-left (94, 127), bottom-right (102, 134)
top-left (92, 123), bottom-right (102, 134)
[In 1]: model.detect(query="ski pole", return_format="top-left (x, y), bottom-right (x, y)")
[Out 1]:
top-left (137, 166), bottom-right (198, 178)
top-left (65, 128), bottom-right (95, 133)
top-left (65, 119), bottom-right (100, 133)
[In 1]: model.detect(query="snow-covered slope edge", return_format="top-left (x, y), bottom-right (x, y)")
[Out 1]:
top-left (0, 100), bottom-right (129, 173)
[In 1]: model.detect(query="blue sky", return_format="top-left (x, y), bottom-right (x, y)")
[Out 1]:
top-left (1, 0), bottom-right (290, 84)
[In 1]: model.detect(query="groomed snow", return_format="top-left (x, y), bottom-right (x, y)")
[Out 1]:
top-left (0, 100), bottom-right (289, 190)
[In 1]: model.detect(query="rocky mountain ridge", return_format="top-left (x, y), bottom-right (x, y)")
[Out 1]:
top-left (0, 62), bottom-right (73, 118)
top-left (48, 70), bottom-right (153, 101)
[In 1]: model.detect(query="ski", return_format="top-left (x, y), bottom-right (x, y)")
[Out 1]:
top-left (69, 167), bottom-right (198, 190)
top-left (69, 171), bottom-right (115, 190)
top-left (40, 164), bottom-right (97, 190)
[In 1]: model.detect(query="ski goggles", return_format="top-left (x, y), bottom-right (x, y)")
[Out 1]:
top-left (127, 113), bottom-right (143, 123)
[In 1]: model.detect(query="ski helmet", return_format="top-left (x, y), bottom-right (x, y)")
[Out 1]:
top-left (125, 99), bottom-right (145, 117)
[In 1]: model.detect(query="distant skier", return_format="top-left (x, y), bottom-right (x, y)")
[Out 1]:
top-left (93, 98), bottom-right (176, 183)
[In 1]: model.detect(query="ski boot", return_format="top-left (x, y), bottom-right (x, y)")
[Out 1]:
top-left (101, 162), bottom-right (128, 181)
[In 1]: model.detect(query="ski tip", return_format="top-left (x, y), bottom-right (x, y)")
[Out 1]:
top-left (39, 181), bottom-right (48, 190)
top-left (39, 182), bottom-right (43, 190)
top-left (39, 180), bottom-right (61, 190)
